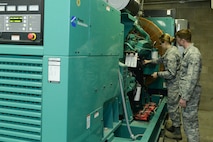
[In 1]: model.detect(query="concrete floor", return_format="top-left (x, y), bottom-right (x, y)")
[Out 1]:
top-left (159, 110), bottom-right (213, 142)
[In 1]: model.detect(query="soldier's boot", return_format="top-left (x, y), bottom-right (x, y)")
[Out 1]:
top-left (166, 125), bottom-right (175, 132)
top-left (165, 126), bottom-right (182, 140)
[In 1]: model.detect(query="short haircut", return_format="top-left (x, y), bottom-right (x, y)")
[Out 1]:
top-left (175, 29), bottom-right (191, 42)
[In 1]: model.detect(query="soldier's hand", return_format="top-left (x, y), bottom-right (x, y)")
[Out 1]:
top-left (151, 72), bottom-right (158, 78)
top-left (179, 98), bottom-right (187, 108)
top-left (143, 60), bottom-right (151, 65)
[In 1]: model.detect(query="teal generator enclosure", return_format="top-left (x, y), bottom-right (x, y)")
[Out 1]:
top-left (0, 0), bottom-right (173, 142)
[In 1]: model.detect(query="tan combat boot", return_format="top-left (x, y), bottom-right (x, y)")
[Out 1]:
top-left (165, 126), bottom-right (182, 140)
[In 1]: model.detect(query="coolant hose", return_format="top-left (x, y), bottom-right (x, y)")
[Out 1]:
top-left (118, 70), bottom-right (136, 140)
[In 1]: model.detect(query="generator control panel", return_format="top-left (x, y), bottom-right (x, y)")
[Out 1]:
top-left (0, 0), bottom-right (43, 45)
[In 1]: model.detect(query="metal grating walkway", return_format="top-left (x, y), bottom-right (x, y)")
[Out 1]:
top-left (0, 55), bottom-right (43, 142)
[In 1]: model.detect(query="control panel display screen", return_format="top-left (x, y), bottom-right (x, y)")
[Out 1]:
top-left (9, 16), bottom-right (23, 23)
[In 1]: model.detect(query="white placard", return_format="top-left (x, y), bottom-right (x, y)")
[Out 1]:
top-left (167, 9), bottom-right (171, 15)
top-left (0, 6), bottom-right (5, 11)
top-left (11, 35), bottom-right (20, 41)
top-left (134, 86), bottom-right (141, 101)
top-left (29, 5), bottom-right (39, 11)
top-left (18, 5), bottom-right (27, 11)
top-left (151, 51), bottom-right (158, 60)
top-left (48, 58), bottom-right (61, 83)
top-left (125, 53), bottom-right (138, 68)
top-left (7, 5), bottom-right (16, 11)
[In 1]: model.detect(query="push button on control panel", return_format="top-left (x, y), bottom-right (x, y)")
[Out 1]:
top-left (27, 33), bottom-right (36, 41)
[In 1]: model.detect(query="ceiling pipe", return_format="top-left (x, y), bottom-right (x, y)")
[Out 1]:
top-left (138, 0), bottom-right (145, 16)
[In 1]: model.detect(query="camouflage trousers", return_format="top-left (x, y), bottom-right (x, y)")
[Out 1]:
top-left (182, 85), bottom-right (201, 142)
top-left (167, 84), bottom-right (181, 127)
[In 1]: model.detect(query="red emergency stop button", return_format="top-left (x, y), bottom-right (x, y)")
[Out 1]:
top-left (28, 33), bottom-right (37, 41)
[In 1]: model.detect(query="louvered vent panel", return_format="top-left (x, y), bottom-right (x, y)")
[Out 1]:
top-left (0, 55), bottom-right (43, 142)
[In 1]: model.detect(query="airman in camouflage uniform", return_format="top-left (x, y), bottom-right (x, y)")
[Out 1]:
top-left (144, 33), bottom-right (182, 139)
top-left (176, 29), bottom-right (202, 142)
